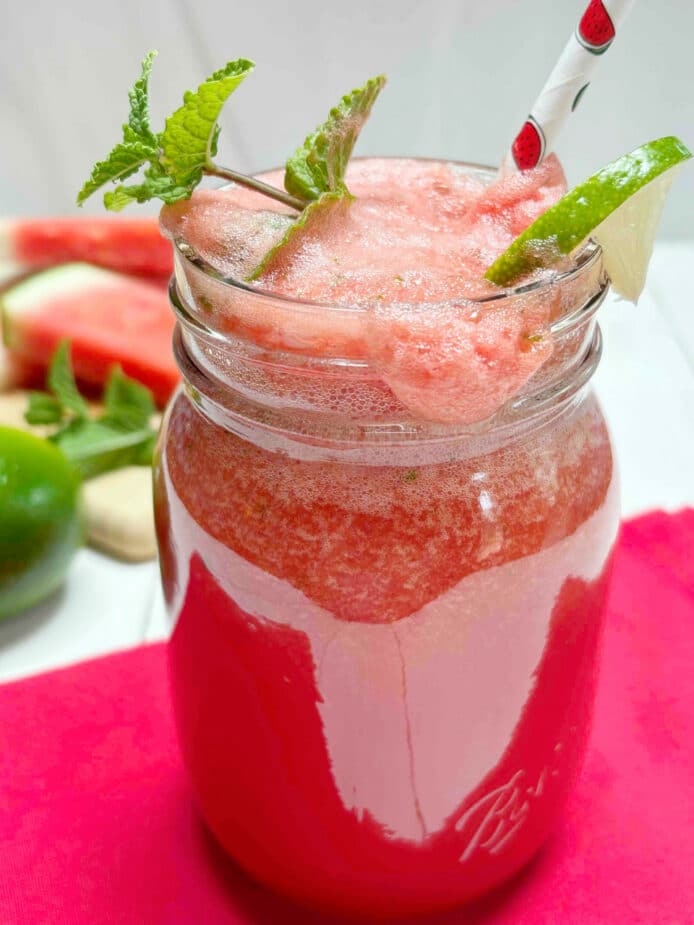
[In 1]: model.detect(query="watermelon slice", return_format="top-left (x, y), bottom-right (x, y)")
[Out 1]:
top-left (1, 264), bottom-right (178, 406)
top-left (0, 217), bottom-right (172, 280)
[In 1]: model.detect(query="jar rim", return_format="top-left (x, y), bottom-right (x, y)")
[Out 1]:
top-left (170, 155), bottom-right (603, 314)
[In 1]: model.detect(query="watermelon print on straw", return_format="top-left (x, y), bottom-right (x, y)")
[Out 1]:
top-left (506, 0), bottom-right (635, 172)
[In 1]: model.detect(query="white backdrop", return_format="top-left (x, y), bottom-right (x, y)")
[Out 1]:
top-left (1, 0), bottom-right (692, 236)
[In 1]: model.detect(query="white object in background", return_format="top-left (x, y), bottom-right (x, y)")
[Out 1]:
top-left (83, 467), bottom-right (157, 562)
top-left (593, 285), bottom-right (694, 517)
top-left (648, 242), bottom-right (694, 369)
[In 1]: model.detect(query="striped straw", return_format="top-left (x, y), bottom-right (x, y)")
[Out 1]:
top-left (503, 0), bottom-right (635, 173)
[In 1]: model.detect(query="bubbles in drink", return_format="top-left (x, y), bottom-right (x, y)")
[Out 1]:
top-left (160, 188), bottom-right (294, 279)
top-left (163, 157), bottom-right (577, 424)
top-left (366, 296), bottom-right (553, 424)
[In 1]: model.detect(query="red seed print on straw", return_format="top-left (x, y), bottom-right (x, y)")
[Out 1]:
top-left (577, 0), bottom-right (616, 54)
top-left (505, 0), bottom-right (635, 173)
top-left (512, 117), bottom-right (546, 171)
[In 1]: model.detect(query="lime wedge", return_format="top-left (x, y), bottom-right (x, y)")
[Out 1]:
top-left (485, 136), bottom-right (692, 301)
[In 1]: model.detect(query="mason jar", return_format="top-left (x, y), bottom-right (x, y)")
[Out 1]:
top-left (154, 168), bottom-right (619, 919)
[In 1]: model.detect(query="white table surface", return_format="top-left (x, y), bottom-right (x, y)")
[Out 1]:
top-left (1, 240), bottom-right (693, 684)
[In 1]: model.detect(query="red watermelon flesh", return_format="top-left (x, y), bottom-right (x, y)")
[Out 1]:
top-left (1, 263), bottom-right (178, 405)
top-left (578, 0), bottom-right (615, 51)
top-left (0, 217), bottom-right (172, 280)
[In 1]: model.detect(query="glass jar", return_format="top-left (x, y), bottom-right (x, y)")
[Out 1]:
top-left (154, 168), bottom-right (619, 919)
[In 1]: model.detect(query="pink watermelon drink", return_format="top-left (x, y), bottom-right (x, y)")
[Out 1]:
top-left (80, 49), bottom-right (688, 920)
top-left (154, 157), bottom-right (619, 918)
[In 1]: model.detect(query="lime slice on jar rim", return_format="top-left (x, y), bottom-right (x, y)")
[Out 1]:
top-left (485, 136), bottom-right (692, 301)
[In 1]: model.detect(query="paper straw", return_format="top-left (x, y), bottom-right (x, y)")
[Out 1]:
top-left (503, 0), bottom-right (635, 173)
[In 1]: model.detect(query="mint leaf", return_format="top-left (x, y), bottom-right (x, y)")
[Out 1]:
top-left (79, 54), bottom-right (255, 210)
top-left (285, 75), bottom-right (386, 202)
top-left (48, 341), bottom-right (90, 418)
top-left (77, 52), bottom-right (159, 206)
top-left (78, 53), bottom-right (385, 216)
top-left (25, 392), bottom-right (63, 426)
top-left (250, 77), bottom-right (385, 280)
top-left (51, 420), bottom-right (156, 480)
top-left (78, 53), bottom-right (318, 212)
top-left (103, 162), bottom-right (191, 211)
top-left (126, 49), bottom-right (158, 146)
top-left (248, 192), bottom-right (348, 280)
top-left (77, 141), bottom-right (156, 206)
top-left (103, 182), bottom-right (151, 212)
top-left (24, 342), bottom-right (159, 480)
top-left (159, 59), bottom-right (255, 190)
top-left (103, 366), bottom-right (156, 430)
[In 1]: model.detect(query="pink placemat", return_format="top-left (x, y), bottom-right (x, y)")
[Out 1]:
top-left (1, 510), bottom-right (693, 924)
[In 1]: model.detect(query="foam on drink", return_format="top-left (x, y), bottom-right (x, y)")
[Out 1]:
top-left (161, 157), bottom-right (572, 424)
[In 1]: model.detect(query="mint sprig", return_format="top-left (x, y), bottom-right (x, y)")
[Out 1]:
top-left (249, 193), bottom-right (346, 281)
top-left (249, 76), bottom-right (386, 279)
top-left (285, 75), bottom-right (386, 202)
top-left (79, 54), bottom-right (388, 287)
top-left (25, 392), bottom-right (63, 426)
top-left (47, 339), bottom-right (90, 418)
top-left (25, 341), bottom-right (158, 480)
top-left (78, 52), bottom-right (304, 212)
top-left (52, 421), bottom-right (156, 478)
top-left (103, 367), bottom-right (156, 430)
top-left (77, 52), bottom-right (160, 206)
top-left (101, 59), bottom-right (258, 211)
top-left (79, 53), bottom-right (387, 219)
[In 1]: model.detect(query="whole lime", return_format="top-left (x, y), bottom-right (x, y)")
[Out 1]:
top-left (0, 426), bottom-right (84, 619)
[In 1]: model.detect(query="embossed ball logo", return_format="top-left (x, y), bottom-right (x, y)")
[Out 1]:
top-left (453, 742), bottom-right (565, 864)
